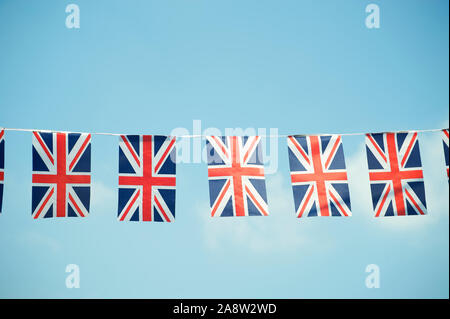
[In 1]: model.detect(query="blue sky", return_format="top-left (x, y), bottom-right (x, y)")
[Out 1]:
top-left (0, 0), bottom-right (448, 298)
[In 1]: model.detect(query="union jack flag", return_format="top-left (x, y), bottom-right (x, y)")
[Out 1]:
top-left (206, 136), bottom-right (269, 217)
top-left (442, 129), bottom-right (449, 179)
top-left (32, 132), bottom-right (91, 219)
top-left (0, 129), bottom-right (4, 214)
top-left (287, 135), bottom-right (352, 217)
top-left (366, 132), bottom-right (427, 217)
top-left (118, 135), bottom-right (176, 222)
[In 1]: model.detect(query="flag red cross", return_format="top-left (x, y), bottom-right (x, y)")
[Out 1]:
top-left (119, 136), bottom-right (175, 221)
top-left (208, 137), bottom-right (264, 217)
top-left (290, 136), bottom-right (347, 217)
top-left (32, 132), bottom-right (91, 218)
top-left (368, 133), bottom-right (423, 216)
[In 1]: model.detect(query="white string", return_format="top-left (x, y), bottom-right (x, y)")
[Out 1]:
top-left (0, 126), bottom-right (447, 138)
top-left (0, 127), bottom-right (122, 136)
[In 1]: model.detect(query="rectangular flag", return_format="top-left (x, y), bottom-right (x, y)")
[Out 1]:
top-left (32, 132), bottom-right (91, 219)
top-left (0, 129), bottom-right (4, 214)
top-left (442, 129), bottom-right (449, 179)
top-left (287, 135), bottom-right (352, 217)
top-left (118, 135), bottom-right (176, 222)
top-left (206, 136), bottom-right (269, 217)
top-left (366, 132), bottom-right (427, 217)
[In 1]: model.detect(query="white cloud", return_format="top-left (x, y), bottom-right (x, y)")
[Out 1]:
top-left (91, 181), bottom-right (116, 213)
top-left (196, 172), bottom-right (326, 255)
top-left (19, 231), bottom-right (62, 253)
top-left (345, 142), bottom-right (373, 218)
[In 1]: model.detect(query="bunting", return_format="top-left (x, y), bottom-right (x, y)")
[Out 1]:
top-left (442, 129), bottom-right (449, 179)
top-left (287, 135), bottom-right (352, 217)
top-left (31, 132), bottom-right (91, 219)
top-left (118, 135), bottom-right (176, 222)
top-left (0, 129), bottom-right (4, 214)
top-left (365, 132), bottom-right (427, 217)
top-left (206, 136), bottom-right (269, 217)
top-left (0, 126), bottom-right (447, 220)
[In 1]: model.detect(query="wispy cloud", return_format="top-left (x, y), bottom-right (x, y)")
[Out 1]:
top-left (91, 181), bottom-right (116, 214)
top-left (19, 231), bottom-right (62, 253)
top-left (196, 172), bottom-right (328, 255)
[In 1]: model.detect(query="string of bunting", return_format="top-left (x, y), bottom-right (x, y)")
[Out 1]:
top-left (0, 126), bottom-right (445, 137)
top-left (0, 126), bottom-right (448, 220)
